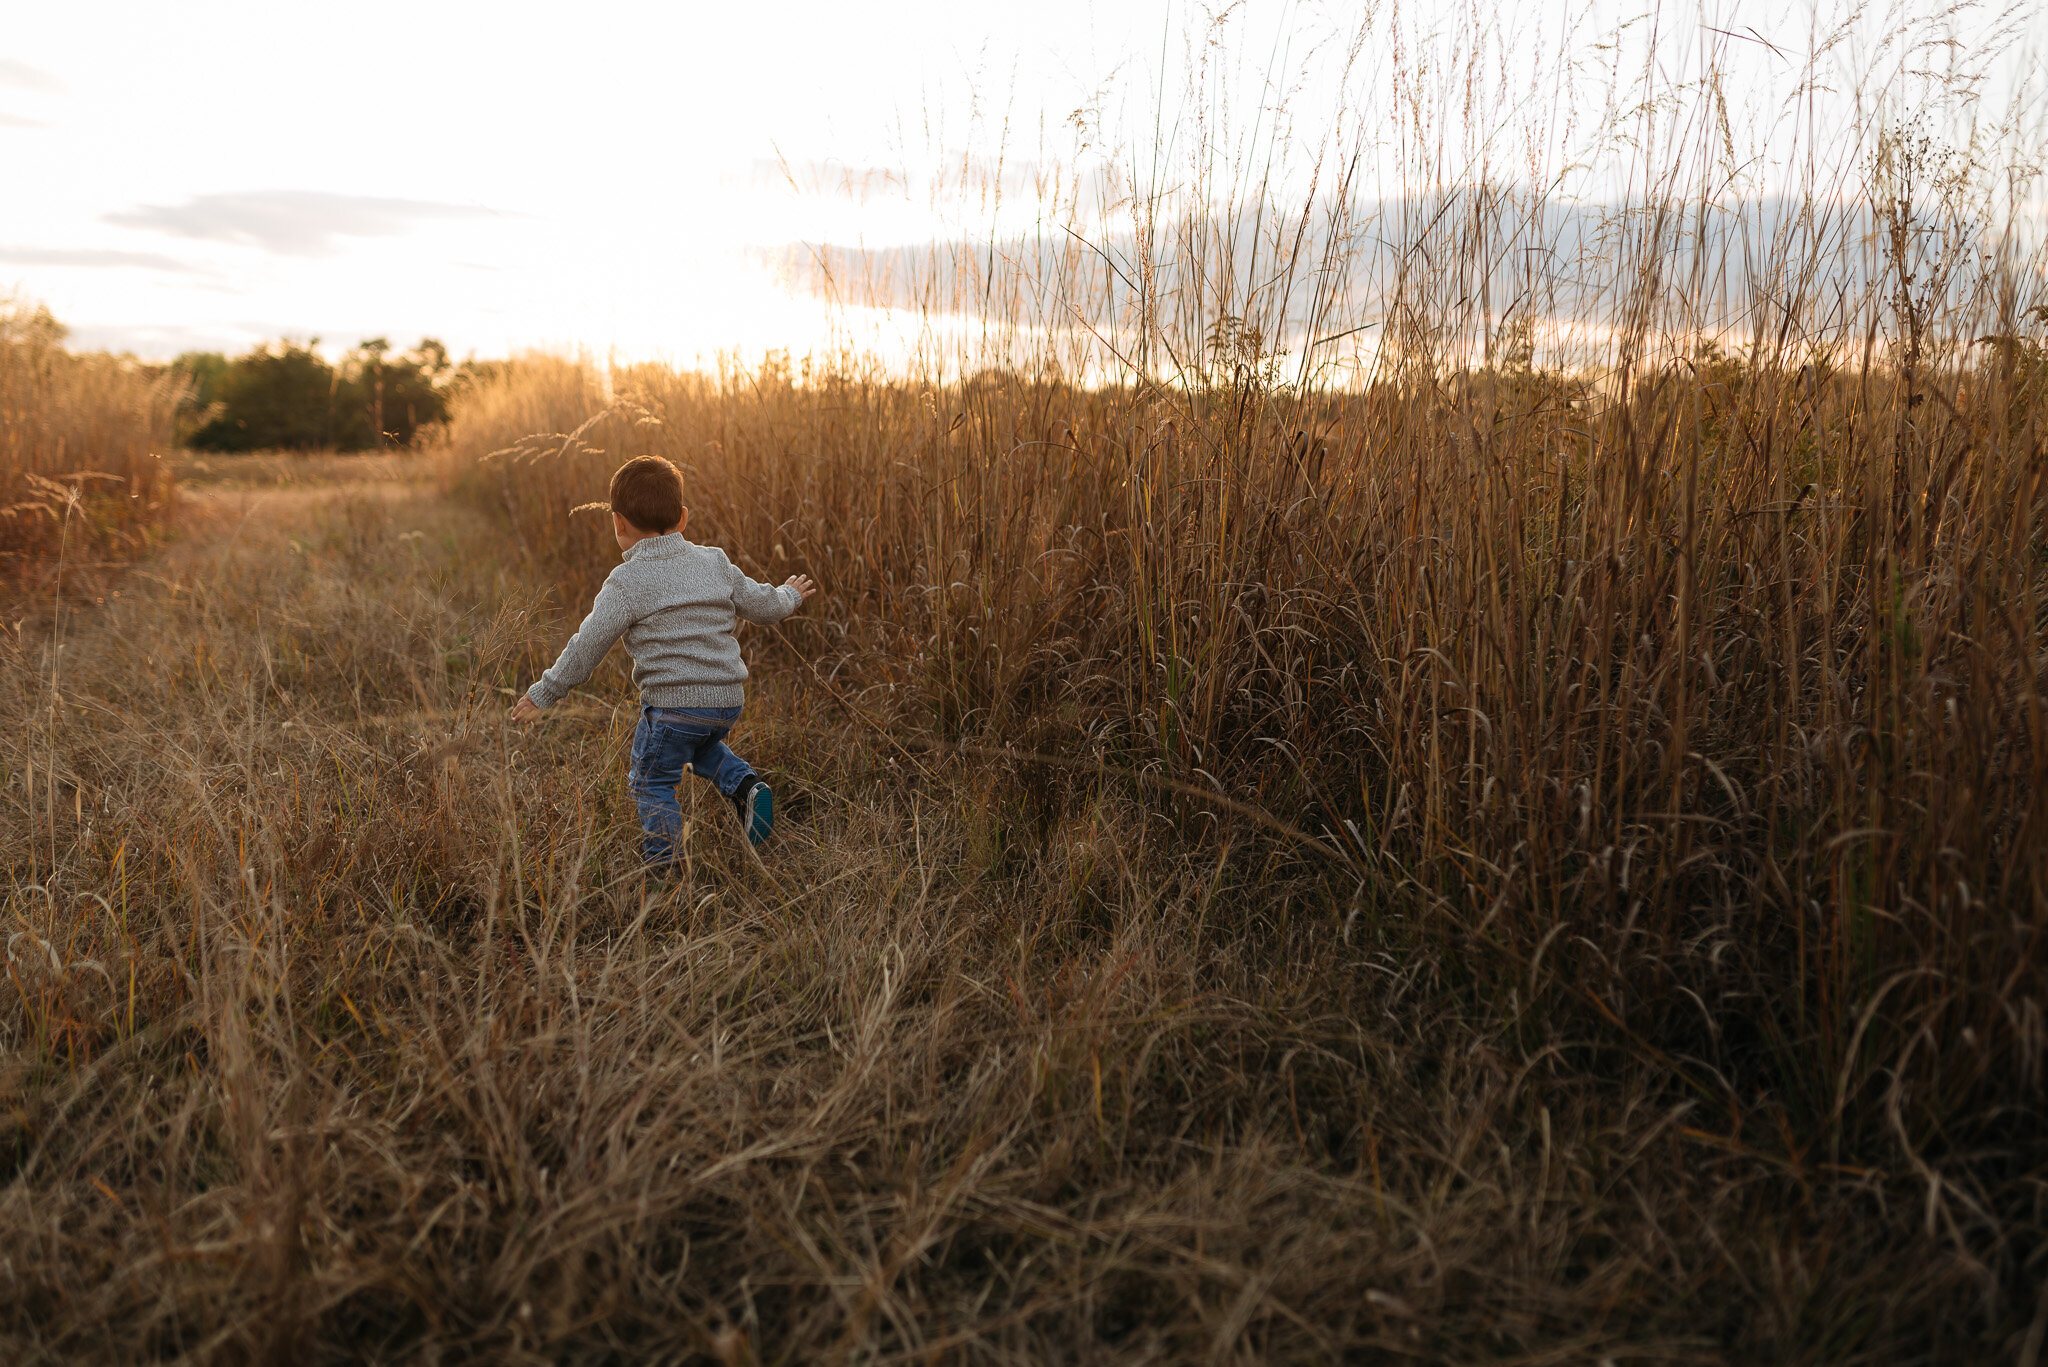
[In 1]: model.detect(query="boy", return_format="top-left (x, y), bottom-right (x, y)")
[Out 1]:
top-left (510, 455), bottom-right (816, 857)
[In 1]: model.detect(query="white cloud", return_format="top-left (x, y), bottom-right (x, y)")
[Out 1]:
top-left (0, 244), bottom-right (195, 272)
top-left (0, 59), bottom-right (61, 92)
top-left (105, 191), bottom-right (499, 257)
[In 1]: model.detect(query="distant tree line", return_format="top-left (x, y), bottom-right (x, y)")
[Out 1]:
top-left (172, 338), bottom-right (482, 451)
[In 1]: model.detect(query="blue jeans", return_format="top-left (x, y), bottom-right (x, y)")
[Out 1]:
top-left (627, 705), bottom-right (753, 862)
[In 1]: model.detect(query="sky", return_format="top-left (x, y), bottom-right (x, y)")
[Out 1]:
top-left (4, 0), bottom-right (1196, 362)
top-left (2, 0), bottom-right (1173, 362)
top-left (3, 1), bottom-right (2041, 367)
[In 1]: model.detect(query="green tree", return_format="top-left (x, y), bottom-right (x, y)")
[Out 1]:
top-left (175, 336), bottom-right (454, 452)
top-left (185, 341), bottom-right (338, 451)
top-left (337, 337), bottom-right (452, 448)
top-left (169, 351), bottom-right (232, 444)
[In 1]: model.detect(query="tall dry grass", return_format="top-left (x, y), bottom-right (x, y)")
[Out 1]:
top-left (5, 460), bottom-right (2024, 1362)
top-left (441, 5), bottom-right (2048, 1344)
top-left (0, 303), bottom-right (178, 585)
top-left (451, 316), bottom-right (2048, 1213)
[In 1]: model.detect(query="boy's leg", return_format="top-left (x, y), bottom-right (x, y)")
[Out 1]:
top-left (685, 734), bottom-right (756, 797)
top-left (684, 729), bottom-right (773, 846)
top-left (626, 710), bottom-right (692, 864)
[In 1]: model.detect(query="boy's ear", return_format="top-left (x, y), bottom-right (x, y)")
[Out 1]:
top-left (675, 505), bottom-right (689, 534)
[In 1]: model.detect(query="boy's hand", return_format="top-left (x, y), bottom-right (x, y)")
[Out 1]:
top-left (509, 694), bottom-right (543, 724)
top-left (785, 574), bottom-right (818, 602)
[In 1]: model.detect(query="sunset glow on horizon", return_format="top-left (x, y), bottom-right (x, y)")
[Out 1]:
top-left (2, 0), bottom-right (1170, 363)
top-left (5, 1), bottom-right (2041, 368)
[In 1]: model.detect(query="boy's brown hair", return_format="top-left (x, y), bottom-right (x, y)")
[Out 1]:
top-left (609, 456), bottom-right (684, 533)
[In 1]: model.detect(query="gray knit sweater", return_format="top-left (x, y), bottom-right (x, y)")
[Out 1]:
top-left (526, 533), bottom-right (801, 711)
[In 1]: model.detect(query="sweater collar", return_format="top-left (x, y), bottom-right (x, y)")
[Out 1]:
top-left (623, 532), bottom-right (689, 561)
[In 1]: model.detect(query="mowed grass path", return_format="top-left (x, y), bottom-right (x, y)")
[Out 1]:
top-left (0, 457), bottom-right (2005, 1363)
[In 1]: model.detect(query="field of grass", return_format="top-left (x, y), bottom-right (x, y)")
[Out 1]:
top-left (2, 327), bottom-right (2041, 1358)
top-left (6, 10), bottom-right (2048, 1360)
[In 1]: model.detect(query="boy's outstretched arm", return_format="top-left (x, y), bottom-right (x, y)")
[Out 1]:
top-left (729, 556), bottom-right (817, 623)
top-left (510, 575), bottom-right (636, 722)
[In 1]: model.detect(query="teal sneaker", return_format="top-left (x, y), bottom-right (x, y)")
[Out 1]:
top-left (732, 776), bottom-right (773, 846)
